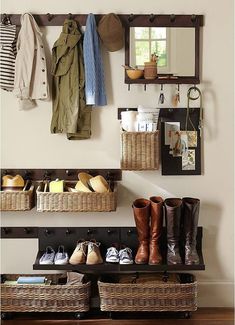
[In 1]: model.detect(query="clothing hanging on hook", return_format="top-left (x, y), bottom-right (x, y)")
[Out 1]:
top-left (0, 16), bottom-right (17, 91)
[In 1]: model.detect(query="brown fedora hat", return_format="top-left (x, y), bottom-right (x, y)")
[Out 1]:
top-left (98, 13), bottom-right (124, 52)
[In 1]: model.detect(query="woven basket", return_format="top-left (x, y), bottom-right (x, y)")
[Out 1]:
top-left (1, 274), bottom-right (91, 313)
top-left (98, 274), bottom-right (197, 312)
top-left (36, 182), bottom-right (117, 212)
top-left (0, 184), bottom-right (34, 211)
top-left (121, 131), bottom-right (159, 170)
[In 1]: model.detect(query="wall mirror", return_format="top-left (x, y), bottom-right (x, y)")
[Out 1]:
top-left (124, 15), bottom-right (204, 84)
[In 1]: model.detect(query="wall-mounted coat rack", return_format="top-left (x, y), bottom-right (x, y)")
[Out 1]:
top-left (0, 14), bottom-right (203, 27)
top-left (0, 169), bottom-right (122, 182)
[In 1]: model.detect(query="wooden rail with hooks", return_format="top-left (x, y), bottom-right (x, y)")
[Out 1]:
top-left (0, 14), bottom-right (204, 27)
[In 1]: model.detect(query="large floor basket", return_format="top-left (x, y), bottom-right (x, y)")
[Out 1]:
top-left (98, 273), bottom-right (197, 312)
top-left (1, 274), bottom-right (91, 313)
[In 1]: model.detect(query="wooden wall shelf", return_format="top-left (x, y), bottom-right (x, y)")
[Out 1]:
top-left (31, 226), bottom-right (205, 272)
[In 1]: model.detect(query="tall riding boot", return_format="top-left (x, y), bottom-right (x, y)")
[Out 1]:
top-left (149, 196), bottom-right (163, 265)
top-left (132, 198), bottom-right (150, 264)
top-left (183, 197), bottom-right (200, 265)
top-left (165, 198), bottom-right (182, 265)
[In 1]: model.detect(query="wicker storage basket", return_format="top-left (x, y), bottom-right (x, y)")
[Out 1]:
top-left (1, 274), bottom-right (91, 313)
top-left (121, 131), bottom-right (159, 170)
top-left (36, 182), bottom-right (117, 212)
top-left (98, 274), bottom-right (197, 312)
top-left (0, 184), bottom-right (34, 211)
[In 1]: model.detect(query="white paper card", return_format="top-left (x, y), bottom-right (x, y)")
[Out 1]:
top-left (165, 122), bottom-right (180, 145)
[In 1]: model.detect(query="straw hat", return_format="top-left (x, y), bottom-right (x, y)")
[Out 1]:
top-left (97, 13), bottom-right (124, 52)
top-left (89, 175), bottom-right (110, 193)
top-left (76, 173), bottom-right (93, 192)
top-left (2, 174), bottom-right (25, 191)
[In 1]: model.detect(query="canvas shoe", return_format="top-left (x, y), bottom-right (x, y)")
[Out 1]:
top-left (105, 244), bottom-right (119, 263)
top-left (119, 247), bottom-right (133, 265)
top-left (54, 245), bottom-right (69, 265)
top-left (39, 246), bottom-right (55, 265)
top-left (86, 240), bottom-right (103, 265)
top-left (69, 240), bottom-right (87, 265)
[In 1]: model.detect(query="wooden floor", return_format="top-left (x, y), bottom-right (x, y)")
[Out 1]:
top-left (1, 308), bottom-right (234, 325)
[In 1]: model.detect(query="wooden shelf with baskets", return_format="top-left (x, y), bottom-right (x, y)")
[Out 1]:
top-left (0, 169), bottom-right (122, 212)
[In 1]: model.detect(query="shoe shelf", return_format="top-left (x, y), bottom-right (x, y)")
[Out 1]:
top-left (32, 227), bottom-right (205, 272)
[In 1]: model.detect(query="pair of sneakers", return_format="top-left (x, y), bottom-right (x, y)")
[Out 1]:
top-left (106, 244), bottom-right (133, 265)
top-left (39, 246), bottom-right (69, 265)
top-left (69, 239), bottom-right (103, 265)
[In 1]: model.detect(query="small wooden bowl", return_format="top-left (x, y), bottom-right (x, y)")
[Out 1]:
top-left (126, 69), bottom-right (144, 80)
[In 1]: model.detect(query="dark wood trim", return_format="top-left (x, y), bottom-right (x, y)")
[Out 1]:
top-left (0, 14), bottom-right (204, 27)
top-left (1, 227), bottom-right (38, 238)
top-left (195, 26), bottom-right (200, 82)
top-left (0, 169), bottom-right (122, 182)
top-left (124, 76), bottom-right (200, 84)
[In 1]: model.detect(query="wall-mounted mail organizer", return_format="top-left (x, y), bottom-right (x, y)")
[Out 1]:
top-left (0, 169), bottom-right (122, 212)
top-left (118, 108), bottom-right (202, 175)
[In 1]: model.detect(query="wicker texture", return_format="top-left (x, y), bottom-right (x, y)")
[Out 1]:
top-left (1, 274), bottom-right (91, 312)
top-left (0, 185), bottom-right (34, 211)
top-left (36, 182), bottom-right (117, 212)
top-left (98, 276), bottom-right (197, 312)
top-left (121, 131), bottom-right (159, 170)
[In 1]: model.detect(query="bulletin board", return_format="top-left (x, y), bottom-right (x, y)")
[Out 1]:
top-left (159, 108), bottom-right (201, 175)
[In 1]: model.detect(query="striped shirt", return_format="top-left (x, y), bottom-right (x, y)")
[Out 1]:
top-left (0, 20), bottom-right (17, 92)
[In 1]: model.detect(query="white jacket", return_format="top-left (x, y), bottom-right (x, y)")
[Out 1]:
top-left (13, 13), bottom-right (49, 109)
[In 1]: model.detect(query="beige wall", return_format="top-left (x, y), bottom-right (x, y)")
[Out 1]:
top-left (1, 0), bottom-right (234, 307)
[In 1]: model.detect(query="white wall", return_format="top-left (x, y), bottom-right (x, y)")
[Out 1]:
top-left (1, 0), bottom-right (234, 307)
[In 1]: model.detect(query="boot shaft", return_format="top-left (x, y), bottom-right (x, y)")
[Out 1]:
top-left (164, 198), bottom-right (182, 243)
top-left (183, 197), bottom-right (200, 245)
top-left (132, 198), bottom-right (151, 242)
top-left (149, 196), bottom-right (163, 242)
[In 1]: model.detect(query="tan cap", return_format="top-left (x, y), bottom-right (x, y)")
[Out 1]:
top-left (76, 173), bottom-right (93, 192)
top-left (98, 13), bottom-right (124, 52)
top-left (89, 175), bottom-right (110, 193)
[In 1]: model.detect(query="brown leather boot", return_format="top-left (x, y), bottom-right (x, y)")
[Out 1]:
top-left (165, 198), bottom-right (182, 265)
top-left (149, 196), bottom-right (163, 265)
top-left (132, 198), bottom-right (150, 264)
top-left (183, 197), bottom-right (200, 265)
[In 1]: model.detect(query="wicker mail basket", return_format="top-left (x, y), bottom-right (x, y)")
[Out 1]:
top-left (0, 184), bottom-right (34, 211)
top-left (1, 274), bottom-right (91, 313)
top-left (36, 182), bottom-right (117, 212)
top-left (98, 273), bottom-right (197, 312)
top-left (121, 131), bottom-right (159, 170)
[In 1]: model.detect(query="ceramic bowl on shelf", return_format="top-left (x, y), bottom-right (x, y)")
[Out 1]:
top-left (126, 69), bottom-right (144, 80)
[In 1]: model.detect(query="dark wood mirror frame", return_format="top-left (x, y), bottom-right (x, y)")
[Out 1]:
top-left (122, 14), bottom-right (204, 85)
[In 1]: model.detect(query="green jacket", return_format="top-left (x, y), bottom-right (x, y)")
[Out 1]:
top-left (50, 19), bottom-right (91, 140)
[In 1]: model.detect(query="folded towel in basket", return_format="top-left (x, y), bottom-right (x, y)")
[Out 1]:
top-left (17, 276), bottom-right (46, 284)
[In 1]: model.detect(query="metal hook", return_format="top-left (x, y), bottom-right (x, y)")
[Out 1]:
top-left (144, 84), bottom-right (147, 91)
top-left (170, 14), bottom-right (176, 22)
top-left (128, 84), bottom-right (130, 91)
top-left (2, 13), bottom-right (9, 24)
top-left (149, 14), bottom-right (155, 23)
top-left (68, 13), bottom-right (73, 20)
top-left (161, 84), bottom-right (163, 91)
top-left (46, 13), bottom-right (53, 21)
top-left (191, 14), bottom-right (196, 23)
top-left (128, 14), bottom-right (134, 22)
top-left (43, 170), bottom-right (52, 180)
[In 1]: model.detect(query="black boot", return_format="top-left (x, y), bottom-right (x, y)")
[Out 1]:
top-left (183, 197), bottom-right (200, 265)
top-left (165, 198), bottom-right (182, 265)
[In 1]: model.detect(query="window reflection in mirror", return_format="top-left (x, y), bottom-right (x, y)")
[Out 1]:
top-left (130, 27), bottom-right (195, 76)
